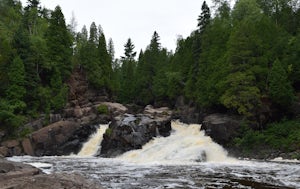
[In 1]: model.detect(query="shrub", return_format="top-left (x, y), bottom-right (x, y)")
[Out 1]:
top-left (234, 119), bottom-right (300, 152)
top-left (105, 128), bottom-right (112, 136)
top-left (97, 104), bottom-right (109, 115)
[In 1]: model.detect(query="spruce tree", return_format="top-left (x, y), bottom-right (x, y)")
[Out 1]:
top-left (119, 38), bottom-right (137, 102)
top-left (197, 1), bottom-right (211, 33)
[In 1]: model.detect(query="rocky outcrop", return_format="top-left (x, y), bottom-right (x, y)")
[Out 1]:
top-left (201, 114), bottom-right (241, 146)
top-left (0, 158), bottom-right (104, 189)
top-left (28, 121), bottom-right (103, 156)
top-left (1, 140), bottom-right (22, 157)
top-left (100, 106), bottom-right (172, 157)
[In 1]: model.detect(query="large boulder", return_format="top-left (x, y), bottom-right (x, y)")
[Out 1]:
top-left (201, 114), bottom-right (241, 146)
top-left (100, 110), bottom-right (172, 157)
top-left (29, 121), bottom-right (100, 156)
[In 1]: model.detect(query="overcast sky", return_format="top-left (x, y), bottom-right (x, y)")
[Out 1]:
top-left (20, 0), bottom-right (215, 58)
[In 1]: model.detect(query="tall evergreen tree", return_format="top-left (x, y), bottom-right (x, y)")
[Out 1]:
top-left (98, 26), bottom-right (112, 91)
top-left (119, 38), bottom-right (137, 102)
top-left (45, 5), bottom-right (73, 80)
top-left (197, 1), bottom-right (211, 33)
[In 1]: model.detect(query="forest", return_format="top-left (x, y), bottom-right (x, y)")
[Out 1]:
top-left (1, 0), bottom-right (300, 154)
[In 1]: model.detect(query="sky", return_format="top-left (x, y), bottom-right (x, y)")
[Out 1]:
top-left (20, 0), bottom-right (215, 58)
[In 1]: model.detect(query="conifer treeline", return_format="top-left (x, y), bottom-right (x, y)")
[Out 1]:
top-left (1, 0), bottom-right (300, 136)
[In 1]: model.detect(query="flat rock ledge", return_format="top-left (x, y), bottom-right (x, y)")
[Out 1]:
top-left (0, 158), bottom-right (104, 189)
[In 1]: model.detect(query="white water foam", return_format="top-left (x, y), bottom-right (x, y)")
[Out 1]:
top-left (117, 121), bottom-right (236, 164)
top-left (77, 124), bottom-right (108, 157)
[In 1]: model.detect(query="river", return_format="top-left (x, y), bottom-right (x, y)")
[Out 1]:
top-left (8, 121), bottom-right (300, 188)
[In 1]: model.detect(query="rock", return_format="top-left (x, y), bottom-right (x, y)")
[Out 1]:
top-left (201, 113), bottom-right (241, 146)
top-left (63, 108), bottom-right (75, 118)
top-left (100, 113), bottom-right (172, 157)
top-left (74, 106), bottom-right (83, 118)
top-left (0, 131), bottom-right (6, 142)
top-left (59, 124), bottom-right (98, 155)
top-left (22, 138), bottom-right (34, 156)
top-left (49, 114), bottom-right (62, 124)
top-left (0, 161), bottom-right (15, 173)
top-left (0, 147), bottom-right (9, 157)
top-left (12, 146), bottom-right (22, 156)
top-left (173, 96), bottom-right (203, 124)
top-left (1, 140), bottom-right (19, 148)
top-left (144, 105), bottom-right (172, 117)
top-left (0, 140), bottom-right (23, 157)
top-left (100, 102), bottom-right (128, 116)
top-left (24, 116), bottom-right (45, 131)
top-left (30, 121), bottom-right (81, 156)
top-left (0, 159), bottom-right (104, 189)
top-left (0, 159), bottom-right (40, 181)
top-left (80, 113), bottom-right (98, 125)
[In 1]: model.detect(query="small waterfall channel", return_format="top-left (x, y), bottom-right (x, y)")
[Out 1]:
top-left (77, 124), bottom-right (108, 157)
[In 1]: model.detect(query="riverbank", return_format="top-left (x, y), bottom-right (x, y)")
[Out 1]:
top-left (0, 157), bottom-right (104, 189)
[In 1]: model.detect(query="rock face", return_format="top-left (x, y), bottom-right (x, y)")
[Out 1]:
top-left (173, 96), bottom-right (204, 124)
top-left (0, 158), bottom-right (104, 189)
top-left (201, 114), bottom-right (241, 146)
top-left (1, 140), bottom-right (22, 157)
top-left (30, 121), bottom-right (102, 156)
top-left (100, 106), bottom-right (172, 157)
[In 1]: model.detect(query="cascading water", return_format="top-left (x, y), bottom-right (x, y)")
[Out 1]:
top-left (117, 121), bottom-right (235, 163)
top-left (8, 121), bottom-right (300, 188)
top-left (77, 124), bottom-right (108, 157)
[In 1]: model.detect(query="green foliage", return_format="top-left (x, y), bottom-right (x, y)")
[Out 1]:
top-left (1, 0), bottom-right (300, 144)
top-left (234, 119), bottom-right (300, 152)
top-left (198, 1), bottom-right (211, 32)
top-left (269, 59), bottom-right (295, 107)
top-left (119, 38), bottom-right (137, 103)
top-left (105, 127), bottom-right (112, 136)
top-left (45, 5), bottom-right (73, 80)
top-left (221, 71), bottom-right (261, 117)
top-left (97, 104), bottom-right (109, 115)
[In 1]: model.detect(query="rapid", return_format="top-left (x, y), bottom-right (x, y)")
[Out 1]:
top-left (8, 121), bottom-right (300, 188)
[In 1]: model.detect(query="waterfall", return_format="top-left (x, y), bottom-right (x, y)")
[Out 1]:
top-left (77, 124), bottom-right (108, 157)
top-left (117, 121), bottom-right (235, 163)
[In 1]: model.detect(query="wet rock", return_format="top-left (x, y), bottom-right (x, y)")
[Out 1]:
top-left (100, 110), bottom-right (172, 157)
top-left (201, 113), bottom-right (241, 146)
top-left (0, 159), bottom-right (40, 181)
top-left (0, 159), bottom-right (104, 189)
